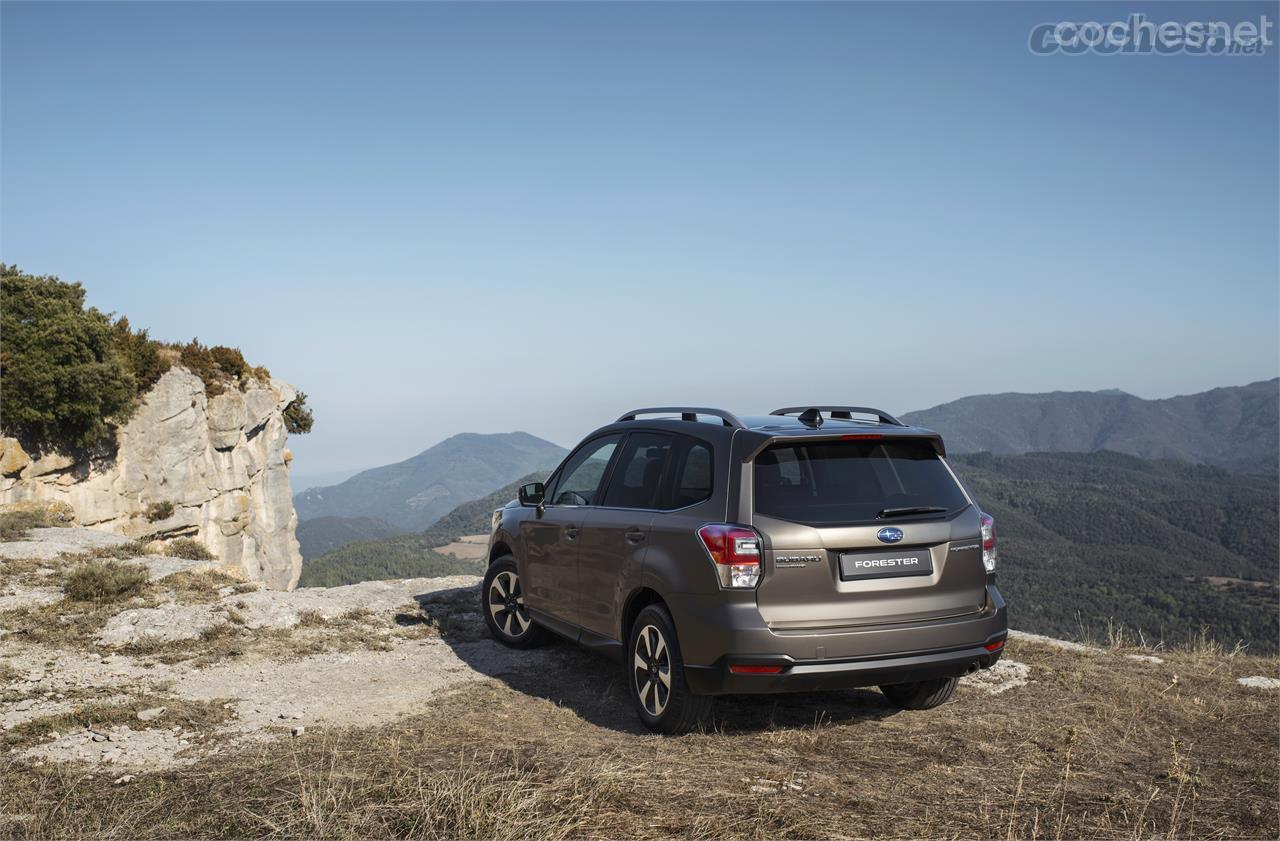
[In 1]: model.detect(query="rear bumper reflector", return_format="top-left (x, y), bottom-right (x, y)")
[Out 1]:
top-left (729, 665), bottom-right (785, 674)
top-left (984, 640), bottom-right (1005, 652)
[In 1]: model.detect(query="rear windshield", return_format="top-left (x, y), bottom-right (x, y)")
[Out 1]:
top-left (753, 439), bottom-right (968, 526)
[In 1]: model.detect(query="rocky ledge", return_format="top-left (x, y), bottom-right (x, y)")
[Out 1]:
top-left (0, 366), bottom-right (302, 589)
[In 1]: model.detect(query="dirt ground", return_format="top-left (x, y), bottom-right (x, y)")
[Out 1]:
top-left (2, 527), bottom-right (1278, 839)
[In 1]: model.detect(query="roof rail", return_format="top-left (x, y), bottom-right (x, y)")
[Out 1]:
top-left (617, 407), bottom-right (745, 429)
top-left (769, 406), bottom-right (905, 426)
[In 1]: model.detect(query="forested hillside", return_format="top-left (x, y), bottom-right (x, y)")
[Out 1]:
top-left (296, 516), bottom-right (404, 561)
top-left (952, 451), bottom-right (1278, 651)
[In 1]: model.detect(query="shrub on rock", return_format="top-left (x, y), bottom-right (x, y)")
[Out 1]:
top-left (164, 539), bottom-right (216, 561)
top-left (64, 561), bottom-right (149, 602)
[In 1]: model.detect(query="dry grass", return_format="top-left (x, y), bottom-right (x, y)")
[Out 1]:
top-left (161, 569), bottom-right (245, 603)
top-left (63, 541), bottom-right (154, 563)
top-left (123, 608), bottom-right (401, 667)
top-left (62, 561), bottom-right (149, 603)
top-left (0, 541), bottom-right (156, 591)
top-left (0, 598), bottom-right (143, 650)
top-left (143, 501), bottom-right (175, 523)
top-left (0, 510), bottom-right (52, 541)
top-left (0, 501), bottom-right (76, 540)
top-left (1, 636), bottom-right (1275, 840)
top-left (160, 539), bottom-right (215, 561)
top-left (3, 697), bottom-right (233, 750)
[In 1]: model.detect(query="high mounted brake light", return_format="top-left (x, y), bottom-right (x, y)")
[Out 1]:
top-left (840, 434), bottom-right (882, 441)
top-left (697, 524), bottom-right (762, 589)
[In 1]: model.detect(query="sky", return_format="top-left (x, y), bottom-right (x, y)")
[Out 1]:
top-left (3, 1), bottom-right (1277, 484)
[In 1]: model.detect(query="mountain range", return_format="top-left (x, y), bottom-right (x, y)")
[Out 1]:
top-left (903, 379), bottom-right (1278, 474)
top-left (297, 472), bottom-right (545, 587)
top-left (293, 432), bottom-right (566, 532)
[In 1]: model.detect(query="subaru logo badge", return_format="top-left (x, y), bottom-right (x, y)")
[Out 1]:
top-left (877, 527), bottom-right (904, 544)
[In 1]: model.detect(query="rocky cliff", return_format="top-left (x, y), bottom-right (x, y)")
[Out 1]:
top-left (0, 367), bottom-right (302, 589)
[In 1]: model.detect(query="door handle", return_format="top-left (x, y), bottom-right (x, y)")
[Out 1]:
top-left (625, 528), bottom-right (646, 544)
top-left (564, 526), bottom-right (580, 540)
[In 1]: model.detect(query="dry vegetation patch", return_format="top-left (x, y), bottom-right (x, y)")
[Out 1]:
top-left (62, 561), bottom-right (149, 603)
top-left (1, 636), bottom-right (1275, 840)
top-left (3, 697), bottom-right (232, 751)
top-left (124, 606), bottom-right (404, 667)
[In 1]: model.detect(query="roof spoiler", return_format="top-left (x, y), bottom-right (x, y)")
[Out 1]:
top-left (617, 407), bottom-right (745, 429)
top-left (748, 427), bottom-right (946, 459)
top-left (769, 406), bottom-right (905, 427)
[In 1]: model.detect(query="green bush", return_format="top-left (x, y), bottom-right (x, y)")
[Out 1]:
top-left (164, 538), bottom-right (216, 561)
top-left (0, 266), bottom-right (137, 452)
top-left (63, 561), bottom-right (149, 602)
top-left (177, 339), bottom-right (272, 398)
top-left (0, 266), bottom-right (307, 455)
top-left (145, 501), bottom-right (175, 522)
top-left (283, 392), bottom-right (314, 434)
top-left (112, 317), bottom-right (171, 393)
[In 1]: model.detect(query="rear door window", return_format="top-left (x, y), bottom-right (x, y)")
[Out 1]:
top-left (753, 439), bottom-right (967, 525)
top-left (602, 432), bottom-right (673, 509)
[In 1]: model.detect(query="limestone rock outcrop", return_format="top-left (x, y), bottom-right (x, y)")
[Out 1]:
top-left (0, 367), bottom-right (302, 589)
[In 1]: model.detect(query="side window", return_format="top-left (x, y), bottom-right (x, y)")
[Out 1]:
top-left (670, 438), bottom-right (713, 508)
top-left (655, 435), bottom-right (714, 509)
top-left (549, 435), bottom-right (621, 506)
top-left (602, 433), bottom-right (673, 509)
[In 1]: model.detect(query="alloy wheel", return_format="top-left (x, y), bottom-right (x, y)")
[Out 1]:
top-left (487, 570), bottom-right (531, 637)
top-left (633, 624), bottom-right (672, 717)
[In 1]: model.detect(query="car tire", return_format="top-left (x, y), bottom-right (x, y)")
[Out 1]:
top-left (627, 603), bottom-right (712, 735)
top-left (879, 676), bottom-right (960, 710)
top-left (481, 556), bottom-right (550, 649)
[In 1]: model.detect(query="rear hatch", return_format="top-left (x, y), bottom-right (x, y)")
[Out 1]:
top-left (749, 436), bottom-right (987, 630)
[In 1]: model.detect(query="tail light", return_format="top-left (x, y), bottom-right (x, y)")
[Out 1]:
top-left (697, 524), bottom-right (762, 588)
top-left (979, 512), bottom-right (997, 572)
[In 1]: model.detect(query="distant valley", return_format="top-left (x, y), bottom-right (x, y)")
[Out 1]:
top-left (293, 431), bottom-right (566, 532)
top-left (298, 472), bottom-right (544, 586)
top-left (296, 516), bottom-right (405, 561)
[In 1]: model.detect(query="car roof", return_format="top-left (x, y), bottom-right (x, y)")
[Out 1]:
top-left (737, 414), bottom-right (937, 436)
top-left (594, 410), bottom-right (943, 447)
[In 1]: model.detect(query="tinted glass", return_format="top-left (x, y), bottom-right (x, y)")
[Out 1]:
top-left (602, 433), bottom-right (672, 509)
top-left (550, 435), bottom-right (621, 506)
top-left (669, 438), bottom-right (713, 508)
top-left (754, 439), bottom-right (967, 525)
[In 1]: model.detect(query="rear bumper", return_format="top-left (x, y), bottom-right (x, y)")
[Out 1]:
top-left (669, 583), bottom-right (1008, 695)
top-left (685, 635), bottom-right (1005, 694)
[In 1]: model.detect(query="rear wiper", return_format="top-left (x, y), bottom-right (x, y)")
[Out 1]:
top-left (876, 506), bottom-right (948, 520)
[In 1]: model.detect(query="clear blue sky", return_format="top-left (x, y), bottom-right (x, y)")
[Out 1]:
top-left (3, 1), bottom-right (1277, 482)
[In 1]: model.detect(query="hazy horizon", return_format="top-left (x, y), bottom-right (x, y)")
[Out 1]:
top-left (287, 375), bottom-right (1278, 489)
top-left (4, 2), bottom-right (1277, 477)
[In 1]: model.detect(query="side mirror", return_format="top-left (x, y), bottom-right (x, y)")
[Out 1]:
top-left (518, 482), bottom-right (545, 507)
